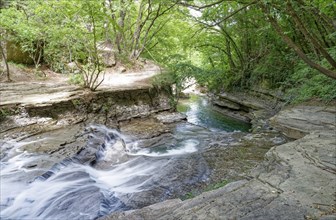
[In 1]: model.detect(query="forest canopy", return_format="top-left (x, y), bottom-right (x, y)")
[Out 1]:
top-left (0, 0), bottom-right (335, 101)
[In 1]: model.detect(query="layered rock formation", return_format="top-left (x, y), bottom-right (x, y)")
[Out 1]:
top-left (211, 89), bottom-right (285, 132)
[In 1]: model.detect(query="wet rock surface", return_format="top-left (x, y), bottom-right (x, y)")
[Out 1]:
top-left (119, 118), bottom-right (170, 140)
top-left (101, 104), bottom-right (336, 220)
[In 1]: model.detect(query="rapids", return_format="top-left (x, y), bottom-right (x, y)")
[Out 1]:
top-left (0, 95), bottom-right (251, 219)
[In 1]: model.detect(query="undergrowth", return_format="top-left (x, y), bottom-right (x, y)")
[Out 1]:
top-left (285, 48), bottom-right (336, 103)
top-left (180, 179), bottom-right (230, 201)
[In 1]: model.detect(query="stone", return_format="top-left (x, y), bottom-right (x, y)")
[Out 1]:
top-left (97, 41), bottom-right (116, 67)
top-left (6, 41), bottom-right (34, 65)
top-left (119, 118), bottom-right (169, 139)
top-left (210, 90), bottom-right (283, 125)
top-left (119, 66), bottom-right (127, 73)
top-left (270, 106), bottom-right (336, 139)
top-left (217, 91), bottom-right (269, 110)
top-left (213, 98), bottom-right (241, 110)
top-left (154, 112), bottom-right (187, 124)
top-left (212, 105), bottom-right (251, 122)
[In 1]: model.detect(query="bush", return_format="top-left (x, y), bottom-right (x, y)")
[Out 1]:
top-left (68, 73), bottom-right (84, 86)
top-left (287, 71), bottom-right (336, 103)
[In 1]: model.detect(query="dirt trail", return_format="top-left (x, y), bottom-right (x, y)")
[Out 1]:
top-left (0, 63), bottom-right (160, 107)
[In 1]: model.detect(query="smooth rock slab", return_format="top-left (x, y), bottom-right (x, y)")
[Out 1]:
top-left (270, 105), bottom-right (336, 139)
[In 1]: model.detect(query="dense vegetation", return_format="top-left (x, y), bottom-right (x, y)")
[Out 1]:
top-left (0, 0), bottom-right (335, 101)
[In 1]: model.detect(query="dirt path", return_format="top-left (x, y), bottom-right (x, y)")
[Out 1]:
top-left (0, 63), bottom-right (160, 107)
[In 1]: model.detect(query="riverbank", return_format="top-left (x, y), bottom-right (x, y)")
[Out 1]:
top-left (101, 103), bottom-right (336, 220)
top-left (0, 63), bottom-right (172, 143)
top-left (210, 89), bottom-right (286, 133)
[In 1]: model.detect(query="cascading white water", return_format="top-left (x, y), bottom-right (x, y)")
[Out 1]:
top-left (0, 124), bottom-right (208, 220)
top-left (1, 95), bottom-right (251, 219)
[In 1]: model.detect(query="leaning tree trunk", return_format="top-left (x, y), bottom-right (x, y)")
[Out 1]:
top-left (261, 4), bottom-right (336, 80)
top-left (0, 41), bottom-right (11, 82)
top-left (286, 1), bottom-right (336, 69)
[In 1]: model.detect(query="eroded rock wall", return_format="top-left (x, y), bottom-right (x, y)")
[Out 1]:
top-left (24, 88), bottom-right (171, 121)
top-left (0, 86), bottom-right (172, 144)
top-left (1, 86), bottom-right (172, 122)
top-left (211, 89), bottom-right (285, 132)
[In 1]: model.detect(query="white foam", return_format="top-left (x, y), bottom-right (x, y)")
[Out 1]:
top-left (86, 159), bottom-right (165, 194)
top-left (129, 139), bottom-right (199, 157)
top-left (0, 126), bottom-right (201, 219)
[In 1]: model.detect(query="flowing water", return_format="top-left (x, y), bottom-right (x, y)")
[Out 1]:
top-left (177, 94), bottom-right (251, 132)
top-left (0, 95), bottom-right (250, 219)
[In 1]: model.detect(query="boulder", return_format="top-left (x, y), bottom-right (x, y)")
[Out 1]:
top-left (97, 42), bottom-right (116, 67)
top-left (154, 112), bottom-right (187, 124)
top-left (6, 41), bottom-right (34, 65)
top-left (213, 98), bottom-right (241, 110)
top-left (270, 105), bottom-right (336, 139)
top-left (217, 92), bottom-right (269, 111)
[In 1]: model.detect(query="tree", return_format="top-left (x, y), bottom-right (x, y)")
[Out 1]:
top-left (105, 0), bottom-right (178, 62)
top-left (0, 32), bottom-right (11, 82)
top-left (0, 0), bottom-right (47, 75)
top-left (178, 0), bottom-right (336, 80)
top-left (0, 0), bottom-right (107, 90)
top-left (0, 0), bottom-right (180, 89)
top-left (73, 1), bottom-right (106, 90)
top-left (259, 0), bottom-right (336, 79)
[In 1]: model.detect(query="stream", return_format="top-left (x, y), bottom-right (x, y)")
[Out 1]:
top-left (177, 94), bottom-right (250, 132)
top-left (0, 95), bottom-right (252, 219)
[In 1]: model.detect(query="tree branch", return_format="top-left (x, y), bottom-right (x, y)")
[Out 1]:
top-left (209, 0), bottom-right (258, 27)
top-left (178, 0), bottom-right (227, 10)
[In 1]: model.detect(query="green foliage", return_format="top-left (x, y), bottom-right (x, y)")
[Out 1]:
top-left (195, 69), bottom-right (226, 92)
top-left (180, 191), bottom-right (196, 200)
top-left (0, 106), bottom-right (20, 121)
top-left (1, 0), bottom-right (335, 99)
top-left (0, 0), bottom-right (108, 90)
top-left (1, 0), bottom-right (181, 89)
top-left (251, 50), bottom-right (296, 89)
top-left (286, 48), bottom-right (336, 103)
top-left (288, 74), bottom-right (336, 103)
top-left (0, 108), bottom-right (10, 121)
top-left (152, 54), bottom-right (203, 108)
top-left (162, 0), bottom-right (335, 103)
top-left (204, 179), bottom-right (230, 191)
top-left (8, 61), bottom-right (25, 69)
top-left (69, 74), bottom-right (84, 86)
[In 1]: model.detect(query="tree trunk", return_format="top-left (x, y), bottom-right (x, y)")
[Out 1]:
top-left (226, 37), bottom-right (236, 70)
top-left (0, 41), bottom-right (11, 82)
top-left (115, 0), bottom-right (126, 54)
top-left (220, 27), bottom-right (244, 68)
top-left (286, 1), bottom-right (336, 69)
top-left (130, 0), bottom-right (148, 60)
